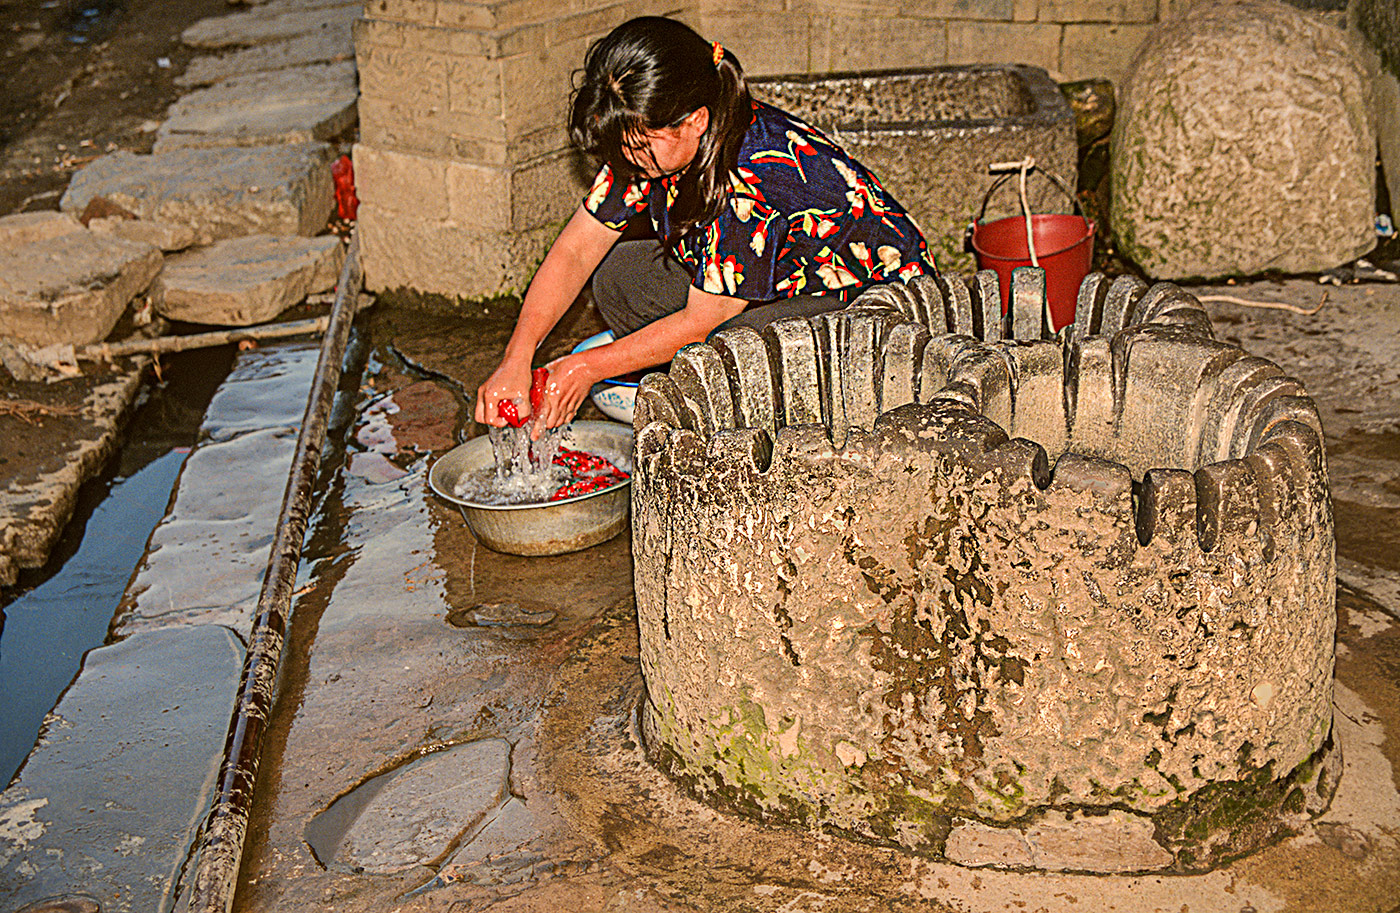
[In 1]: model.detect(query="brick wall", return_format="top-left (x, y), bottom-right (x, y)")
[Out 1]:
top-left (356, 0), bottom-right (1171, 299)
top-left (702, 0), bottom-right (1160, 82)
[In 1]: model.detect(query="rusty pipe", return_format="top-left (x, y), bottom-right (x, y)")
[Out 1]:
top-left (185, 232), bottom-right (363, 913)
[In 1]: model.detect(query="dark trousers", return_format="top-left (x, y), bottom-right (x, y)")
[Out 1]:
top-left (591, 240), bottom-right (845, 340)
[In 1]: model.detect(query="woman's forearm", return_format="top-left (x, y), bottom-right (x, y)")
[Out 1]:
top-left (502, 206), bottom-right (620, 364)
top-left (578, 286), bottom-right (746, 379)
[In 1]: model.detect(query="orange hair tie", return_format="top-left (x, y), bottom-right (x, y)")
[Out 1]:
top-left (711, 40), bottom-right (724, 68)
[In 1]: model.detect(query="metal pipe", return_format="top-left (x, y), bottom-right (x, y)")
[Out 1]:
top-left (185, 232), bottom-right (363, 913)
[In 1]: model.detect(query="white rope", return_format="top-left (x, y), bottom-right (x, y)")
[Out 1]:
top-left (988, 158), bottom-right (1039, 268)
top-left (1018, 157), bottom-right (1039, 268)
top-left (1197, 291), bottom-right (1328, 316)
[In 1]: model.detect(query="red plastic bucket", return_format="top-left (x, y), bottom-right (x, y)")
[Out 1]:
top-left (967, 169), bottom-right (1095, 332)
top-left (971, 214), bottom-right (1095, 331)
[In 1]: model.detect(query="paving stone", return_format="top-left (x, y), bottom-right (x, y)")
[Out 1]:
top-left (945, 810), bottom-right (1174, 873)
top-left (182, 2), bottom-right (362, 50)
top-left (0, 366), bottom-right (147, 586)
top-left (176, 29), bottom-right (355, 88)
top-left (0, 211), bottom-right (84, 249)
top-left (155, 61), bottom-right (359, 153)
top-left (199, 338), bottom-right (321, 441)
top-left (0, 626), bottom-right (244, 913)
top-left (0, 232), bottom-right (162, 348)
top-left (86, 215), bottom-right (197, 252)
top-left (113, 343), bottom-right (318, 637)
top-left (61, 142), bottom-right (335, 245)
top-left (116, 427), bottom-right (298, 634)
top-left (155, 234), bottom-right (343, 326)
top-left (325, 738), bottom-right (512, 874)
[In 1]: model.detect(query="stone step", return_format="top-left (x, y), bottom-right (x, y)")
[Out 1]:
top-left (155, 61), bottom-right (359, 153)
top-left (0, 211), bottom-right (84, 248)
top-left (181, 1), bottom-right (362, 51)
top-left (87, 215), bottom-right (197, 252)
top-left (155, 233), bottom-right (344, 326)
top-left (0, 228), bottom-right (162, 348)
top-left (176, 29), bottom-right (355, 89)
top-left (60, 142), bottom-right (336, 246)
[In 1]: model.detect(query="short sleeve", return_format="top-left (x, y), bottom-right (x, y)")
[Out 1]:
top-left (582, 165), bottom-right (651, 231)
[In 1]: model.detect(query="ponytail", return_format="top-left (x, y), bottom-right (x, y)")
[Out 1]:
top-left (681, 46), bottom-right (751, 248)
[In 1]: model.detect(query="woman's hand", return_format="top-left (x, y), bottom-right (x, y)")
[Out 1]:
top-left (474, 356), bottom-right (534, 428)
top-left (533, 352), bottom-right (601, 436)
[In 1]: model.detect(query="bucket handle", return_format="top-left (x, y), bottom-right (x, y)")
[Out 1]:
top-left (974, 162), bottom-right (1082, 225)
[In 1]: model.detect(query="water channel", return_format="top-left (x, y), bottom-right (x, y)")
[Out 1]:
top-left (0, 344), bottom-right (235, 785)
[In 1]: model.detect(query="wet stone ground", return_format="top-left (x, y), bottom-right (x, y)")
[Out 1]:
top-left (234, 280), bottom-right (1400, 913)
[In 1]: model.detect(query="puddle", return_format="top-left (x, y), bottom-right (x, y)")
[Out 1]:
top-left (0, 345), bottom-right (234, 786)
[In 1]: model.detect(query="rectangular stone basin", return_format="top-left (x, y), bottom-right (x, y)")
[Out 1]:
top-left (751, 65), bottom-right (1078, 272)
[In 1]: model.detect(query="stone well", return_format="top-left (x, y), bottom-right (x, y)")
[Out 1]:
top-left (750, 66), bottom-right (1077, 272)
top-left (629, 270), bottom-right (1337, 873)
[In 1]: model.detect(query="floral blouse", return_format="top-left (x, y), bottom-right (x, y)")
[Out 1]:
top-left (583, 101), bottom-right (936, 302)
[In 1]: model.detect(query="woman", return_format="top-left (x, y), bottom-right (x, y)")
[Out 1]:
top-left (475, 16), bottom-right (936, 432)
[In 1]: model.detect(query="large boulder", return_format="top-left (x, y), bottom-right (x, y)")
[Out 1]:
top-left (1112, 0), bottom-right (1375, 279)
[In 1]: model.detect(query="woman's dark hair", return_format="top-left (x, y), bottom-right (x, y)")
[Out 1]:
top-left (569, 16), bottom-right (752, 253)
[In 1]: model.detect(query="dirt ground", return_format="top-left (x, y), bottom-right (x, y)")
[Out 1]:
top-left (0, 0), bottom-right (228, 216)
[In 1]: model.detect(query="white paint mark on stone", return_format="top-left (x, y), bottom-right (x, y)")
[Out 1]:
top-left (0, 797), bottom-right (51, 868)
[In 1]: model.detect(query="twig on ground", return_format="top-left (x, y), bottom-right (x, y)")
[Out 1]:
top-left (78, 316), bottom-right (332, 361)
top-left (1197, 291), bottom-right (1329, 316)
top-left (0, 399), bottom-right (82, 424)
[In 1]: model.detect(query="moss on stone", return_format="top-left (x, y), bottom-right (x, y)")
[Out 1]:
top-left (1152, 734), bottom-right (1336, 872)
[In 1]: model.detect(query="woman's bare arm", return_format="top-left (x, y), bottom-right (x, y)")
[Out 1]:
top-left (475, 206), bottom-right (620, 426)
top-left (535, 284), bottom-right (747, 431)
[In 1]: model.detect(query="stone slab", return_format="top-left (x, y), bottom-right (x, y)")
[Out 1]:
top-left (182, 1), bottom-right (362, 50)
top-left (155, 233), bottom-right (344, 325)
top-left (114, 343), bottom-right (319, 637)
top-left (176, 28), bottom-right (356, 88)
top-left (0, 232), bottom-right (162, 348)
top-left (87, 215), bottom-right (197, 252)
top-left (323, 738), bottom-right (512, 874)
top-left (0, 626), bottom-right (245, 913)
top-left (945, 810), bottom-right (1175, 873)
top-left (61, 142), bottom-right (336, 245)
top-left (155, 61), bottom-right (359, 153)
top-left (0, 211), bottom-right (84, 249)
top-left (199, 338), bottom-right (321, 442)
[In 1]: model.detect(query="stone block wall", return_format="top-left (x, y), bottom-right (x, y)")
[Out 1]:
top-left (355, 0), bottom-right (1176, 299)
top-left (701, 0), bottom-right (1159, 83)
top-left (353, 0), bottom-right (695, 298)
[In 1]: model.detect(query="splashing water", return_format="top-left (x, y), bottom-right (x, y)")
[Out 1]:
top-left (450, 425), bottom-right (632, 507)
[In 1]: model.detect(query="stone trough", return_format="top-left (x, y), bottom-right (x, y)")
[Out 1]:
top-left (629, 270), bottom-right (1336, 874)
top-left (751, 66), bottom-right (1078, 271)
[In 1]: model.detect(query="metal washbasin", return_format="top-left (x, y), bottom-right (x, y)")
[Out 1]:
top-left (428, 421), bottom-right (632, 556)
